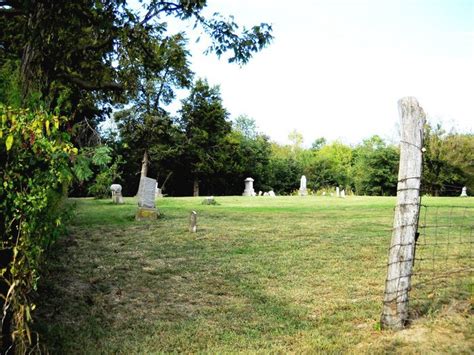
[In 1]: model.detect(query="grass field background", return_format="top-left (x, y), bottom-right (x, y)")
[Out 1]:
top-left (34, 196), bottom-right (473, 353)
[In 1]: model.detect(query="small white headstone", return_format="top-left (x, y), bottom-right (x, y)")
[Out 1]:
top-left (258, 191), bottom-right (263, 196)
top-left (263, 192), bottom-right (270, 196)
top-left (336, 186), bottom-right (340, 197)
top-left (268, 190), bottom-right (276, 197)
top-left (110, 184), bottom-right (124, 204)
top-left (460, 186), bottom-right (468, 197)
top-left (299, 175), bottom-right (308, 196)
top-left (202, 196), bottom-right (215, 205)
top-left (242, 177), bottom-right (256, 196)
top-left (340, 189), bottom-right (346, 198)
top-left (155, 182), bottom-right (163, 198)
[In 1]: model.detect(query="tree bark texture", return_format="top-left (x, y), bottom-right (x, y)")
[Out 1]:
top-left (193, 179), bottom-right (199, 197)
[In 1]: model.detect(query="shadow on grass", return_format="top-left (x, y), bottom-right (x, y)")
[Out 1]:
top-left (32, 225), bottom-right (314, 353)
top-left (409, 279), bottom-right (472, 321)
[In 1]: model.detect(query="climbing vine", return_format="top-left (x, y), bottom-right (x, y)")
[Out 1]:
top-left (0, 105), bottom-right (75, 352)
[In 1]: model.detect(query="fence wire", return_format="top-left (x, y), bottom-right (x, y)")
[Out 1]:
top-left (409, 205), bottom-right (473, 318)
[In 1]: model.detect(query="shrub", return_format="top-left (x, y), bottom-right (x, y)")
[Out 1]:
top-left (0, 105), bottom-right (75, 352)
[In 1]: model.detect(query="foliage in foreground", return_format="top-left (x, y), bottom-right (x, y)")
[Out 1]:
top-left (0, 105), bottom-right (75, 352)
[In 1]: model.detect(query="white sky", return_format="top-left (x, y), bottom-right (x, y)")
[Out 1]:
top-left (165, 0), bottom-right (474, 146)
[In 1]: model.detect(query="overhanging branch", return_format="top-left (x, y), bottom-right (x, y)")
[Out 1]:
top-left (59, 72), bottom-right (123, 92)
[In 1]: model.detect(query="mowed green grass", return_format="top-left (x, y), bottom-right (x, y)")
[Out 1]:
top-left (34, 196), bottom-right (473, 353)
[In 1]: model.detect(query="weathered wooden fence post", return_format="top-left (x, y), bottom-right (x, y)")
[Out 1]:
top-left (381, 97), bottom-right (425, 330)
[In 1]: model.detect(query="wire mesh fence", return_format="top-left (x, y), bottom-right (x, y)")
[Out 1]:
top-left (409, 205), bottom-right (473, 318)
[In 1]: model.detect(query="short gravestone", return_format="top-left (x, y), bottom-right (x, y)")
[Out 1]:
top-left (299, 175), bottom-right (308, 196)
top-left (268, 190), bottom-right (276, 197)
top-left (189, 211), bottom-right (197, 233)
top-left (336, 186), bottom-right (340, 197)
top-left (135, 177), bottom-right (159, 220)
top-left (155, 182), bottom-right (163, 198)
top-left (340, 189), bottom-right (346, 198)
top-left (460, 186), bottom-right (468, 197)
top-left (263, 192), bottom-right (270, 196)
top-left (110, 184), bottom-right (124, 204)
top-left (242, 177), bottom-right (256, 196)
top-left (258, 191), bottom-right (263, 196)
top-left (202, 196), bottom-right (217, 205)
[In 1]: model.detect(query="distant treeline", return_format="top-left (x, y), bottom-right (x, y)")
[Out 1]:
top-left (73, 81), bottom-right (472, 198)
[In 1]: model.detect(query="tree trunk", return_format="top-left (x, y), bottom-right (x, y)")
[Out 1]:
top-left (20, 2), bottom-right (48, 104)
top-left (140, 151), bottom-right (149, 179)
top-left (193, 179), bottom-right (199, 197)
top-left (136, 151), bottom-right (149, 197)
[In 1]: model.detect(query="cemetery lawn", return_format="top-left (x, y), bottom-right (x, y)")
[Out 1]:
top-left (34, 196), bottom-right (473, 353)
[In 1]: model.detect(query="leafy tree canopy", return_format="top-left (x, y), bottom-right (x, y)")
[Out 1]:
top-left (0, 0), bottom-right (273, 142)
top-left (178, 78), bottom-right (231, 195)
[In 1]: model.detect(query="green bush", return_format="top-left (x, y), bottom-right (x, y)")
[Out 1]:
top-left (88, 159), bottom-right (122, 199)
top-left (0, 105), bottom-right (75, 352)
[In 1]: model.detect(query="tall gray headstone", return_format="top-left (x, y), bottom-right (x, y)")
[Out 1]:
top-left (138, 177), bottom-right (156, 208)
top-left (136, 177), bottom-right (159, 220)
top-left (299, 175), bottom-right (308, 196)
top-left (242, 177), bottom-right (256, 196)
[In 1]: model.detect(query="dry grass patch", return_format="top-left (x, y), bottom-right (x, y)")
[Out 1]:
top-left (33, 196), bottom-right (472, 353)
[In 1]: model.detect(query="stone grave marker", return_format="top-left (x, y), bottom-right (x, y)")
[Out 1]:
top-left (110, 184), bottom-right (124, 204)
top-left (155, 182), bottom-right (163, 198)
top-left (460, 186), bottom-right (468, 197)
top-left (242, 177), bottom-right (256, 196)
top-left (202, 196), bottom-right (216, 205)
top-left (189, 211), bottom-right (197, 232)
top-left (136, 177), bottom-right (159, 220)
top-left (299, 175), bottom-right (308, 196)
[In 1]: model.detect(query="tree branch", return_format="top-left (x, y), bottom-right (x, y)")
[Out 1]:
top-left (59, 73), bottom-right (123, 91)
top-left (154, 67), bottom-right (170, 110)
top-left (140, 2), bottom-right (184, 24)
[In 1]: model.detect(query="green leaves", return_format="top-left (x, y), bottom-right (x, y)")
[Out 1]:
top-left (5, 134), bottom-right (13, 150)
top-left (92, 146), bottom-right (113, 167)
top-left (179, 79), bottom-right (231, 180)
top-left (72, 155), bottom-right (94, 182)
top-left (0, 106), bottom-right (75, 352)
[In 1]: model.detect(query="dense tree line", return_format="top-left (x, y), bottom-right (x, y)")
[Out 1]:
top-left (105, 79), bottom-right (473, 197)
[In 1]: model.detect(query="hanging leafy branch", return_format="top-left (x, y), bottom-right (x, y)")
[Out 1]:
top-left (0, 105), bottom-right (76, 352)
